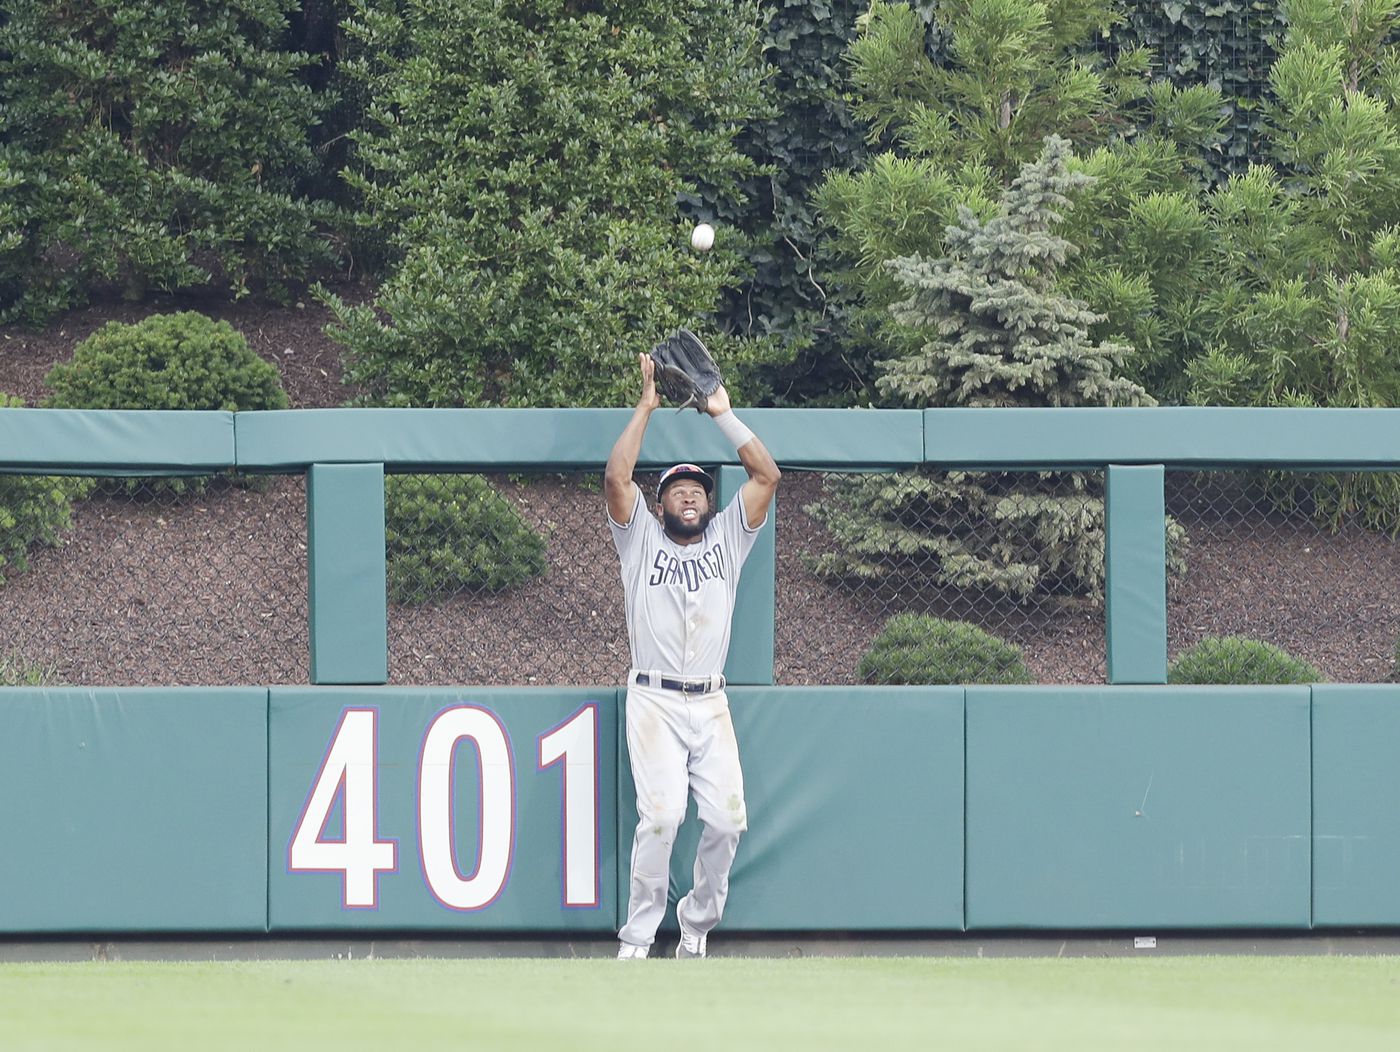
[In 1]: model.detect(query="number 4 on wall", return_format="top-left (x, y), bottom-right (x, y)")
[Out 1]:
top-left (288, 703), bottom-right (599, 911)
top-left (287, 708), bottom-right (398, 909)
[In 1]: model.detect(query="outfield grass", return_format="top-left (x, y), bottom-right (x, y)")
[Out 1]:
top-left (0, 956), bottom-right (1397, 1050)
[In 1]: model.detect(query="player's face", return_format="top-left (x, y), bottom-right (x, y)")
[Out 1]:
top-left (658, 480), bottom-right (713, 541)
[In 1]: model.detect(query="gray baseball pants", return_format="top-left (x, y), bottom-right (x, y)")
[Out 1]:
top-left (617, 681), bottom-right (747, 949)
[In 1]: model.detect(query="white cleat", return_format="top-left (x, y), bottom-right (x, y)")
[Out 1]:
top-left (675, 922), bottom-right (707, 959)
top-left (617, 942), bottom-right (649, 960)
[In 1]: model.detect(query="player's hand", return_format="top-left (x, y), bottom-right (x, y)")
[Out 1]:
top-left (638, 353), bottom-right (662, 411)
top-left (704, 383), bottom-right (732, 417)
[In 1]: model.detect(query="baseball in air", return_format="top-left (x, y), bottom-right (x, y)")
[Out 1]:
top-left (690, 223), bottom-right (715, 252)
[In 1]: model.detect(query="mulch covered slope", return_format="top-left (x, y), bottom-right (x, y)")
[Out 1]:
top-left (3, 292), bottom-right (1398, 685)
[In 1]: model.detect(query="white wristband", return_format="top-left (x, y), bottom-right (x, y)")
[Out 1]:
top-left (713, 409), bottom-right (755, 450)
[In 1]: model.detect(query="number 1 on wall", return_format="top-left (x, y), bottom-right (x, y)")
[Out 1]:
top-left (538, 704), bottom-right (600, 908)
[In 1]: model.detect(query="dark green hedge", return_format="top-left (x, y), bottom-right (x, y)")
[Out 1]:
top-left (0, 0), bottom-right (342, 324)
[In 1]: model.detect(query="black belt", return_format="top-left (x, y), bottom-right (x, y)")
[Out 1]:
top-left (634, 672), bottom-right (725, 694)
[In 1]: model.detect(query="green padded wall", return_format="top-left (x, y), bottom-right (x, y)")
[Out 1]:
top-left (0, 408), bottom-right (234, 472)
top-left (0, 688), bottom-right (268, 933)
top-left (234, 408), bottom-right (924, 471)
top-left (1312, 685), bottom-right (1400, 926)
top-left (268, 687), bottom-right (619, 931)
top-left (716, 465), bottom-right (775, 686)
top-left (617, 687), bottom-right (966, 932)
top-left (1105, 465), bottom-right (1167, 684)
top-left (307, 463), bottom-right (387, 684)
top-left (925, 407), bottom-right (1400, 469)
top-left (965, 686), bottom-right (1311, 929)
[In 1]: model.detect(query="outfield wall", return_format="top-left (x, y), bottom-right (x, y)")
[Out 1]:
top-left (4, 406), bottom-right (1400, 934)
top-left (1, 683), bottom-right (1395, 934)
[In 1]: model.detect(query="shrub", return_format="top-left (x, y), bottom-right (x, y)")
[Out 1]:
top-left (385, 475), bottom-right (547, 604)
top-left (321, 0), bottom-right (772, 407)
top-left (1167, 636), bottom-right (1321, 685)
top-left (45, 312), bottom-right (288, 412)
top-left (859, 613), bottom-right (1034, 685)
top-left (0, 394), bottom-right (91, 579)
top-left (0, 0), bottom-right (339, 322)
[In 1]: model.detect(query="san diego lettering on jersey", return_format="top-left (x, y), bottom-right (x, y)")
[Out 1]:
top-left (648, 540), bottom-right (727, 592)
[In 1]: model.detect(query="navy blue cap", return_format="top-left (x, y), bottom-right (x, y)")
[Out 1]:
top-left (656, 463), bottom-right (714, 500)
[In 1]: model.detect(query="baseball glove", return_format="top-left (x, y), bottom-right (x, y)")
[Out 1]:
top-left (650, 329), bottom-right (723, 413)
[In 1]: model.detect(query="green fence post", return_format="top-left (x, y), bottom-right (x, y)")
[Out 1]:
top-left (307, 463), bottom-right (388, 684)
top-left (1105, 464), bottom-right (1167, 684)
top-left (715, 464), bottom-right (775, 686)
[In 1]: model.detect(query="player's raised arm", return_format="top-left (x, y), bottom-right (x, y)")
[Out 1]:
top-left (605, 353), bottom-right (662, 525)
top-left (705, 384), bottom-right (780, 530)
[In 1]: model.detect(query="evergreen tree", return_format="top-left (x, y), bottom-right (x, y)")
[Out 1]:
top-left (809, 138), bottom-right (1181, 599)
top-left (817, 0), bottom-right (1224, 399)
top-left (1185, 0), bottom-right (1400, 530)
top-left (320, 0), bottom-right (770, 408)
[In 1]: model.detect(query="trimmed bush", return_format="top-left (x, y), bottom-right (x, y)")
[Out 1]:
top-left (1168, 636), bottom-right (1321, 685)
top-left (45, 312), bottom-right (288, 412)
top-left (385, 475), bottom-right (547, 604)
top-left (0, 394), bottom-right (91, 579)
top-left (0, 0), bottom-right (338, 323)
top-left (321, 0), bottom-right (771, 408)
top-left (859, 613), bottom-right (1034, 685)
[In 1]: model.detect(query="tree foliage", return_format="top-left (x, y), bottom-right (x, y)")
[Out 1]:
top-left (0, 0), bottom-right (340, 324)
top-left (717, 0), bottom-right (883, 406)
top-left (810, 139), bottom-right (1183, 601)
top-left (1170, 0), bottom-right (1400, 530)
top-left (1108, 0), bottom-right (1286, 182)
top-left (320, 0), bottom-right (772, 408)
top-left (1168, 635), bottom-right (1322, 684)
top-left (385, 474), bottom-right (546, 603)
top-left (816, 0), bottom-right (1225, 399)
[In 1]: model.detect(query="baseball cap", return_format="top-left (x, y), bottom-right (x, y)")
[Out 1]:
top-left (656, 463), bottom-right (714, 500)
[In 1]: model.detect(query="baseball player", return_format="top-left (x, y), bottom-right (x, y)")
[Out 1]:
top-left (605, 352), bottom-right (780, 959)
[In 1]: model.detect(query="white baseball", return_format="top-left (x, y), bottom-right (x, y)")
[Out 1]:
top-left (690, 223), bottom-right (715, 252)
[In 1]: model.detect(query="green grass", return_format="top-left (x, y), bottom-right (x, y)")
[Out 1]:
top-left (0, 956), bottom-right (1397, 1050)
top-left (0, 652), bottom-right (55, 687)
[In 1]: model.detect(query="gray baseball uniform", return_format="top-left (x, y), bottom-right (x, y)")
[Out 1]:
top-left (609, 483), bottom-right (764, 950)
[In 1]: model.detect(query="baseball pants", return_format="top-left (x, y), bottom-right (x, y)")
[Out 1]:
top-left (618, 679), bottom-right (747, 949)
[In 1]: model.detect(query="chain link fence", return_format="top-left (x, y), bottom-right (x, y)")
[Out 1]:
top-left (0, 473), bottom-right (306, 686)
top-left (776, 470), bottom-right (1107, 686)
top-left (384, 472), bottom-right (629, 686)
top-left (1166, 471), bottom-right (1400, 684)
top-left (5, 465), bottom-right (1400, 688)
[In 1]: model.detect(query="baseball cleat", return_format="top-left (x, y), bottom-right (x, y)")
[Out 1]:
top-left (617, 942), bottom-right (649, 960)
top-left (675, 922), bottom-right (707, 959)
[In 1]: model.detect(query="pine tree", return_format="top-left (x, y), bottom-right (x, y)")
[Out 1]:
top-left (816, 0), bottom-right (1225, 398)
top-left (809, 138), bottom-right (1180, 600)
top-left (1185, 0), bottom-right (1400, 530)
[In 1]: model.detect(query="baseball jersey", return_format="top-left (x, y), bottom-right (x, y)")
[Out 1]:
top-left (609, 485), bottom-right (764, 678)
